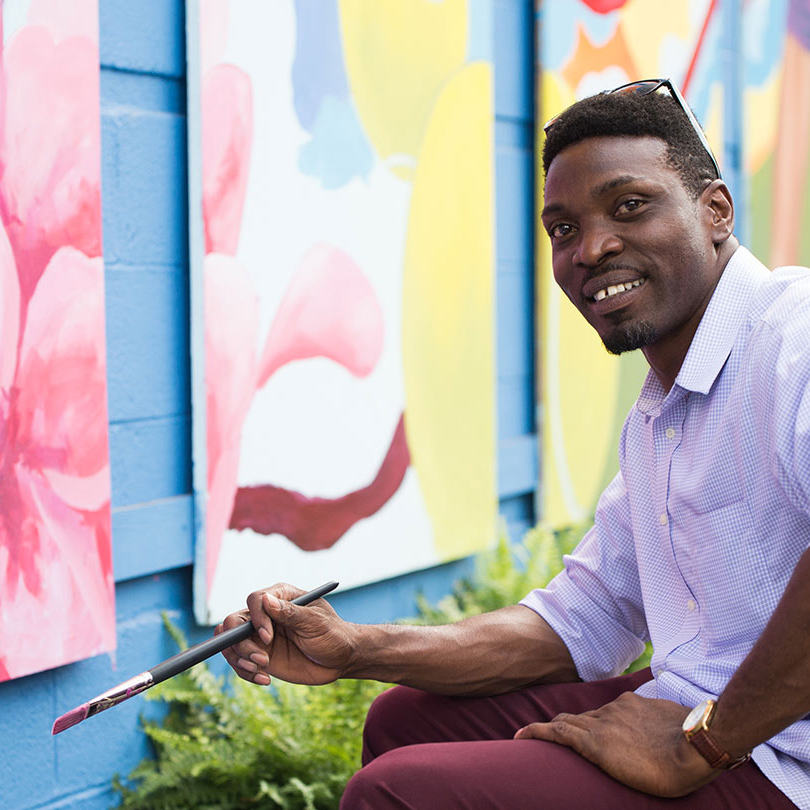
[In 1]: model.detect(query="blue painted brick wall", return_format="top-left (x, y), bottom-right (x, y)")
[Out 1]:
top-left (0, 2), bottom-right (538, 808)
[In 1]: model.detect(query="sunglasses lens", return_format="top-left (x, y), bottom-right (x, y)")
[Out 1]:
top-left (610, 81), bottom-right (661, 96)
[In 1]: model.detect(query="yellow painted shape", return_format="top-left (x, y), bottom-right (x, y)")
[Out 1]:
top-left (538, 71), bottom-right (622, 526)
top-left (402, 62), bottom-right (496, 559)
top-left (539, 240), bottom-right (621, 526)
top-left (620, 0), bottom-right (692, 77)
top-left (338, 0), bottom-right (467, 180)
top-left (744, 68), bottom-right (780, 173)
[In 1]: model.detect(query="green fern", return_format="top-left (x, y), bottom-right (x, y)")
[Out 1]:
top-left (113, 616), bottom-right (385, 810)
top-left (413, 521), bottom-right (584, 625)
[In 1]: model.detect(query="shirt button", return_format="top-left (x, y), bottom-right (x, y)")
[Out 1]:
top-left (666, 427), bottom-right (676, 439)
top-left (659, 513), bottom-right (668, 525)
top-left (687, 599), bottom-right (696, 611)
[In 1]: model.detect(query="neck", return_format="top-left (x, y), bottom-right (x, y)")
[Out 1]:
top-left (644, 237), bottom-right (739, 392)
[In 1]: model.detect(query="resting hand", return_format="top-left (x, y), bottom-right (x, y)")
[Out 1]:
top-left (216, 582), bottom-right (355, 687)
top-left (514, 691), bottom-right (718, 798)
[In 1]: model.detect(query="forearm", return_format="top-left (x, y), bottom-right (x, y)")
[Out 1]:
top-left (341, 604), bottom-right (580, 696)
top-left (711, 546), bottom-right (810, 755)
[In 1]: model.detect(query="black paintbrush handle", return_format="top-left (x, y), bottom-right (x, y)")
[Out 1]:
top-left (149, 581), bottom-right (339, 684)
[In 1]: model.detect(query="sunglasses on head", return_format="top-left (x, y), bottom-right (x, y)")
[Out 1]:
top-left (543, 78), bottom-right (722, 180)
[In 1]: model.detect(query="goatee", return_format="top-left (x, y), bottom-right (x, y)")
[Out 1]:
top-left (603, 321), bottom-right (658, 355)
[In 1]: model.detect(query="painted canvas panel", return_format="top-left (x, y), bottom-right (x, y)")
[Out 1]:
top-left (745, 0), bottom-right (810, 268)
top-left (188, 0), bottom-right (497, 623)
top-left (537, 0), bottom-right (725, 526)
top-left (0, 0), bottom-right (114, 680)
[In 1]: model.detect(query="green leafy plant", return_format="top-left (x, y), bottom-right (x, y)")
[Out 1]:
top-left (113, 619), bottom-right (386, 810)
top-left (114, 521), bottom-right (649, 809)
top-left (413, 521), bottom-right (583, 625)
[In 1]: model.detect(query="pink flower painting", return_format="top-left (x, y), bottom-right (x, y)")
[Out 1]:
top-left (0, 0), bottom-right (114, 681)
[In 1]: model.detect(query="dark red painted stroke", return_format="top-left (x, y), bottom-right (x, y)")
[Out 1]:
top-left (228, 413), bottom-right (410, 551)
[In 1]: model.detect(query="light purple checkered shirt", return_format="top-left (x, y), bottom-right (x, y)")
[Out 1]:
top-left (522, 246), bottom-right (810, 809)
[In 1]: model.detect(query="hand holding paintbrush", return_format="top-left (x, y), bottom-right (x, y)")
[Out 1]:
top-left (52, 580), bottom-right (339, 734)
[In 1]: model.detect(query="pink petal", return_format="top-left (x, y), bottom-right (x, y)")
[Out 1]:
top-left (202, 64), bottom-right (253, 255)
top-left (0, 464), bottom-right (113, 680)
top-left (0, 26), bottom-right (102, 300)
top-left (204, 253), bottom-right (259, 591)
top-left (257, 244), bottom-right (385, 387)
top-left (26, 0), bottom-right (98, 42)
top-left (0, 222), bottom-right (19, 392)
top-left (15, 247), bottom-right (110, 485)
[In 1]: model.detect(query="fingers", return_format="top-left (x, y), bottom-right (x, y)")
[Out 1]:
top-left (217, 607), bottom-right (272, 685)
top-left (514, 712), bottom-right (594, 757)
top-left (246, 582), bottom-right (305, 645)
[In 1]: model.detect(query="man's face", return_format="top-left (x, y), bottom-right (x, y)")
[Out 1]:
top-left (542, 136), bottom-right (722, 369)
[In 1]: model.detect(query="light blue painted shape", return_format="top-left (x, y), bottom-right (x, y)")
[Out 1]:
top-left (539, 0), bottom-right (620, 74)
top-left (469, 0), bottom-right (495, 62)
top-left (297, 95), bottom-right (374, 188)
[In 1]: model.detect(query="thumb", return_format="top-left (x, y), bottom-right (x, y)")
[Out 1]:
top-left (262, 592), bottom-right (309, 629)
top-left (514, 723), bottom-right (547, 740)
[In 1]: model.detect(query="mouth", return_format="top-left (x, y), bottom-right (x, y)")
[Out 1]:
top-left (585, 276), bottom-right (647, 314)
top-left (590, 278), bottom-right (645, 302)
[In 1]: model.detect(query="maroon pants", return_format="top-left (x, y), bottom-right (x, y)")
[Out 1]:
top-left (340, 669), bottom-right (797, 809)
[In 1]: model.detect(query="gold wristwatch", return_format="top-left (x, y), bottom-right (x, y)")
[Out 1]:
top-left (682, 698), bottom-right (751, 770)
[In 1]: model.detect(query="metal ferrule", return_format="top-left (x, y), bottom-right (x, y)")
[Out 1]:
top-left (86, 671), bottom-right (154, 718)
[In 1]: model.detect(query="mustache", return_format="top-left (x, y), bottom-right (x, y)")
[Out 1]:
top-left (590, 262), bottom-right (646, 277)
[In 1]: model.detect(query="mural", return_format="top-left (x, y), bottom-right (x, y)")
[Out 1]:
top-left (538, 0), bottom-right (731, 527)
top-left (0, 0), bottom-right (114, 680)
top-left (188, 0), bottom-right (497, 624)
top-left (746, 0), bottom-right (810, 268)
top-left (538, 0), bottom-right (810, 528)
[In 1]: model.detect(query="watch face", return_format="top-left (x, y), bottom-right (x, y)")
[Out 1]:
top-left (683, 699), bottom-right (712, 732)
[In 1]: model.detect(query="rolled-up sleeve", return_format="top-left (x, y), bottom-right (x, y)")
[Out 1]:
top-left (520, 472), bottom-right (649, 681)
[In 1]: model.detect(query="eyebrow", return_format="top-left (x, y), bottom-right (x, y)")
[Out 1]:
top-left (541, 174), bottom-right (650, 220)
top-left (593, 174), bottom-right (644, 196)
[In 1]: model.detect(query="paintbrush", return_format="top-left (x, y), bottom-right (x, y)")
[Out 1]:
top-left (52, 580), bottom-right (339, 734)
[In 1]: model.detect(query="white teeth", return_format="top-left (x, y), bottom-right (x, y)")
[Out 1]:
top-left (592, 278), bottom-right (644, 302)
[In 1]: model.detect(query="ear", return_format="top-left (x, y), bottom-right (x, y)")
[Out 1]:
top-left (701, 179), bottom-right (735, 245)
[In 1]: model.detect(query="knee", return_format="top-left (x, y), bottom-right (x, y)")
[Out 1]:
top-left (362, 686), bottom-right (444, 764)
top-left (340, 760), bottom-right (386, 810)
top-left (340, 750), bottom-right (418, 810)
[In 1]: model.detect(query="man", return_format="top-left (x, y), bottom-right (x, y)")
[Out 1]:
top-left (218, 81), bottom-right (810, 809)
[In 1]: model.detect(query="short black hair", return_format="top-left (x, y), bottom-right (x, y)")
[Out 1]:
top-left (542, 89), bottom-right (718, 198)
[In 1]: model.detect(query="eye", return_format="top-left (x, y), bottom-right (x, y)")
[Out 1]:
top-left (616, 198), bottom-right (645, 215)
top-left (548, 222), bottom-right (576, 239)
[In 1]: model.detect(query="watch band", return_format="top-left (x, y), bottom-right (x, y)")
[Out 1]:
top-left (683, 699), bottom-right (752, 771)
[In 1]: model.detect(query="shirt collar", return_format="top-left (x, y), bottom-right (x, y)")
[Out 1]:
top-left (635, 246), bottom-right (770, 413)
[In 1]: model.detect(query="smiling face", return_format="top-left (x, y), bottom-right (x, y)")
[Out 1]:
top-left (543, 135), bottom-right (736, 387)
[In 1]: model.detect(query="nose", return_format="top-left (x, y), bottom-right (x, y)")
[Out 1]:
top-left (573, 225), bottom-right (622, 267)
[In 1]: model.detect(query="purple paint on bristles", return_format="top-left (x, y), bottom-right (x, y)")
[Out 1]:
top-left (52, 704), bottom-right (89, 735)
